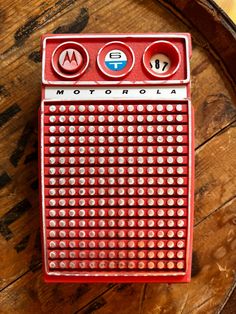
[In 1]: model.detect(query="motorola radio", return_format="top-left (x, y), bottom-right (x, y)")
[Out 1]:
top-left (40, 33), bottom-right (194, 282)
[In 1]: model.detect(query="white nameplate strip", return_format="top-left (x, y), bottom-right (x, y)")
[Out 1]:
top-left (45, 86), bottom-right (187, 101)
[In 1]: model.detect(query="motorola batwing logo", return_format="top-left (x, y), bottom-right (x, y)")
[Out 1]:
top-left (58, 49), bottom-right (83, 72)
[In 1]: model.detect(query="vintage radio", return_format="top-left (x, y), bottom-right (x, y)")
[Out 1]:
top-left (40, 33), bottom-right (194, 282)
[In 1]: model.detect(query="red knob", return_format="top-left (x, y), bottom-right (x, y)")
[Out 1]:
top-left (58, 48), bottom-right (83, 73)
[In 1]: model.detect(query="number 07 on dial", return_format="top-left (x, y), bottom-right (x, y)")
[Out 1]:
top-left (39, 33), bottom-right (194, 283)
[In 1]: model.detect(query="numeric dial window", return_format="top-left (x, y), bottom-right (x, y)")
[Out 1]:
top-left (150, 53), bottom-right (170, 74)
top-left (143, 41), bottom-right (181, 78)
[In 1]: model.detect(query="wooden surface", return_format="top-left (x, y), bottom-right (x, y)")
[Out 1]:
top-left (0, 0), bottom-right (236, 313)
top-left (214, 0), bottom-right (236, 23)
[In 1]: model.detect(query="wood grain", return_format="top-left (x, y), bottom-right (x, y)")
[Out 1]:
top-left (220, 284), bottom-right (236, 314)
top-left (0, 0), bottom-right (235, 313)
top-left (159, 0), bottom-right (236, 93)
top-left (0, 272), bottom-right (112, 314)
top-left (195, 121), bottom-right (236, 224)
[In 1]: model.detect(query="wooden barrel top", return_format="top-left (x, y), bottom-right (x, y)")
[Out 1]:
top-left (0, 0), bottom-right (235, 313)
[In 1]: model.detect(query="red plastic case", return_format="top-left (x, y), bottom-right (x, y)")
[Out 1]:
top-left (40, 33), bottom-right (194, 283)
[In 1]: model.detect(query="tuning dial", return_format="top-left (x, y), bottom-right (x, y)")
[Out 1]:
top-left (143, 41), bottom-right (181, 78)
top-left (97, 41), bottom-right (135, 78)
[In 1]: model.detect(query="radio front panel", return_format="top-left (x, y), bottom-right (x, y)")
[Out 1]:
top-left (40, 34), bottom-right (194, 283)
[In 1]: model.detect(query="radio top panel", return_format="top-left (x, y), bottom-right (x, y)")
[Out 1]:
top-left (41, 34), bottom-right (191, 86)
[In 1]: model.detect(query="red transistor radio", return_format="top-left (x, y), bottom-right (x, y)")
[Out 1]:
top-left (40, 33), bottom-right (194, 283)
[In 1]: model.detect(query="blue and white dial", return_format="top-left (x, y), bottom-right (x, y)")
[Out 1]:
top-left (105, 49), bottom-right (128, 71)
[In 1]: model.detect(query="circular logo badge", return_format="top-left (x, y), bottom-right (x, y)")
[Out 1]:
top-left (58, 49), bottom-right (83, 73)
top-left (105, 49), bottom-right (128, 71)
top-left (51, 42), bottom-right (89, 79)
